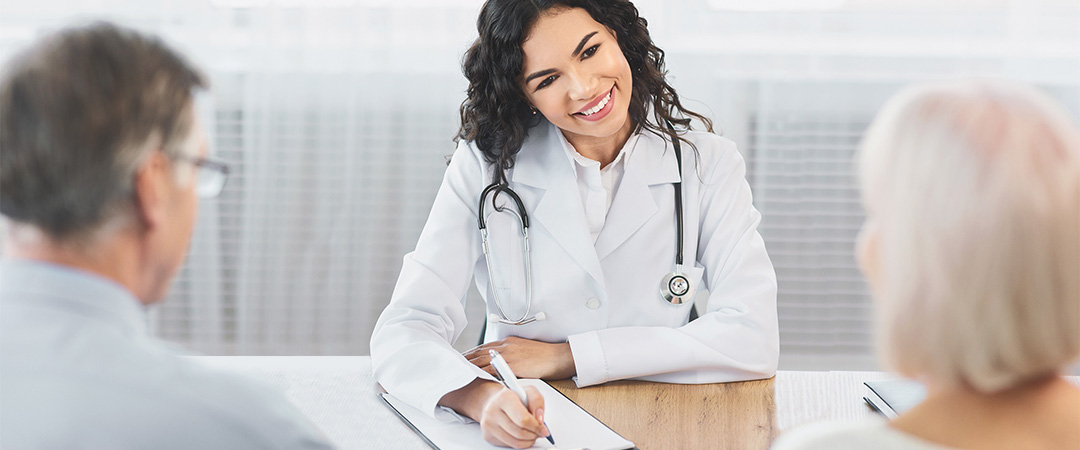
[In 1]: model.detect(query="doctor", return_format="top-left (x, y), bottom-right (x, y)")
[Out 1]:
top-left (371, 0), bottom-right (778, 448)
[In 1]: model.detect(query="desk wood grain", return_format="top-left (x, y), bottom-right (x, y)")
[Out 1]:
top-left (550, 378), bottom-right (778, 450)
top-left (549, 372), bottom-right (899, 450)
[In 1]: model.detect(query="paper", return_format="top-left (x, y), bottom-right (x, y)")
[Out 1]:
top-left (380, 379), bottom-right (634, 450)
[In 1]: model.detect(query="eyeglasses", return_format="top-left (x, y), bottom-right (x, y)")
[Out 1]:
top-left (179, 155), bottom-right (231, 198)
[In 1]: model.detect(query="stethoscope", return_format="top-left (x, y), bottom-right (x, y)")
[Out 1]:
top-left (478, 129), bottom-right (695, 326)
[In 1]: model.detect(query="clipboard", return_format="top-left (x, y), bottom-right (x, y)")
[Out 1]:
top-left (380, 379), bottom-right (636, 450)
top-left (863, 379), bottom-right (926, 419)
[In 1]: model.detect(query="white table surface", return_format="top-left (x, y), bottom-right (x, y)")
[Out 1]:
top-left (190, 356), bottom-right (896, 450)
top-left (191, 356), bottom-right (426, 450)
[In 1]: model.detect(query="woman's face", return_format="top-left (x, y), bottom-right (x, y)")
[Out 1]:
top-left (520, 7), bottom-right (633, 143)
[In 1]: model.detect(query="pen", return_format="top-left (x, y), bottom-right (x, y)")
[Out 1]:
top-left (489, 349), bottom-right (556, 446)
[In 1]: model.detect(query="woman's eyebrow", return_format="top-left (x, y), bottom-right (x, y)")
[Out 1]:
top-left (525, 68), bottom-right (557, 84)
top-left (571, 31), bottom-right (599, 57)
top-left (524, 30), bottom-right (601, 84)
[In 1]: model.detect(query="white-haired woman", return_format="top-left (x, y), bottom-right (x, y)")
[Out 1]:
top-left (774, 80), bottom-right (1080, 450)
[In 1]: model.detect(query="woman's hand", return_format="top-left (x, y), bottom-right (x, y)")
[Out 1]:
top-left (463, 336), bottom-right (577, 380)
top-left (439, 379), bottom-right (550, 449)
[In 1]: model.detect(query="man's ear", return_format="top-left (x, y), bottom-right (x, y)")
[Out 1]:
top-left (132, 152), bottom-right (169, 231)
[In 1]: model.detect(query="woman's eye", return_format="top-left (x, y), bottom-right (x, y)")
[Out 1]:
top-left (582, 44), bottom-right (600, 59)
top-left (537, 75), bottom-right (557, 90)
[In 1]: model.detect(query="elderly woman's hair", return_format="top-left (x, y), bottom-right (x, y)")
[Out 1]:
top-left (858, 79), bottom-right (1080, 393)
top-left (457, 0), bottom-right (712, 185)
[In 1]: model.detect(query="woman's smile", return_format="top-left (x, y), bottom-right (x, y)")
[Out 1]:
top-left (573, 84), bottom-right (615, 121)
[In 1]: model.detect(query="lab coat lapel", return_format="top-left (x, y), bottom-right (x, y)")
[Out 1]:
top-left (511, 122), bottom-right (607, 288)
top-left (595, 132), bottom-right (682, 261)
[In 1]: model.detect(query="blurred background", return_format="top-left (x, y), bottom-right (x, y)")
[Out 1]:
top-left (1, 0), bottom-right (1076, 370)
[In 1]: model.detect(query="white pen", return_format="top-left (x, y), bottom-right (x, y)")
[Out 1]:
top-left (489, 349), bottom-right (555, 446)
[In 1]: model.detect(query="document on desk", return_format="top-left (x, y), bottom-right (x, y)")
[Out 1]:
top-left (380, 379), bottom-right (634, 450)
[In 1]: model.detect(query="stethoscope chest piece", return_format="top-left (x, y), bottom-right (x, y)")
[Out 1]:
top-left (660, 269), bottom-right (695, 305)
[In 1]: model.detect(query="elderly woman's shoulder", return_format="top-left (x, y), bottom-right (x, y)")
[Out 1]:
top-left (771, 419), bottom-right (956, 450)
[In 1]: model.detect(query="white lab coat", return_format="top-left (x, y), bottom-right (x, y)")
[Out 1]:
top-left (370, 119), bottom-right (778, 418)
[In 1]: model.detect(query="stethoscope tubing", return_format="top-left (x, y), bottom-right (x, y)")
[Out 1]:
top-left (672, 133), bottom-right (685, 267)
top-left (478, 184), bottom-right (536, 325)
top-left (478, 123), bottom-right (690, 324)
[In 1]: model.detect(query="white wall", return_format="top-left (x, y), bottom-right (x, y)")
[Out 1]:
top-left (2, 0), bottom-right (1077, 369)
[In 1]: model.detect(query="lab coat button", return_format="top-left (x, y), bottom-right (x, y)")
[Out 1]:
top-left (585, 298), bottom-right (601, 310)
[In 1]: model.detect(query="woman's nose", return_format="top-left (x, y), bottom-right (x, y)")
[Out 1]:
top-left (565, 67), bottom-right (599, 101)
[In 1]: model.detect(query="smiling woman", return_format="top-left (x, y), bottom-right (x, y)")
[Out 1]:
top-left (370, 1), bottom-right (779, 448)
top-left (520, 9), bottom-right (633, 163)
top-left (457, 0), bottom-right (713, 184)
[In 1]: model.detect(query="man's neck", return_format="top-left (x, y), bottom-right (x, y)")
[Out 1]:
top-left (5, 227), bottom-right (149, 304)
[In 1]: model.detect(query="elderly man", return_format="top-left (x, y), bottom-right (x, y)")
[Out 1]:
top-left (0, 23), bottom-right (334, 449)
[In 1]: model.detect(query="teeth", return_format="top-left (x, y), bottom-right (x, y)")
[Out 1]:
top-left (581, 91), bottom-right (611, 116)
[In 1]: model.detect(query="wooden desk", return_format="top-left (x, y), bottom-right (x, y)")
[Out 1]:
top-left (550, 377), bottom-right (776, 450)
top-left (548, 371), bottom-right (893, 450)
top-left (187, 357), bottom-right (982, 450)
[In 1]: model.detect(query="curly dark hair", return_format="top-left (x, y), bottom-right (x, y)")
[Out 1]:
top-left (457, 0), bottom-right (713, 185)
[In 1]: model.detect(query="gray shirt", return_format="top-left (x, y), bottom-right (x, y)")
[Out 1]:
top-left (0, 260), bottom-right (336, 450)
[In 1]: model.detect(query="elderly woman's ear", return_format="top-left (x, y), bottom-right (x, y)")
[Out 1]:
top-left (854, 219), bottom-right (880, 294)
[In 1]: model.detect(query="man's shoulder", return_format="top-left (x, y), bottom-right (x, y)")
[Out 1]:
top-left (2, 338), bottom-right (333, 449)
top-left (122, 351), bottom-right (333, 447)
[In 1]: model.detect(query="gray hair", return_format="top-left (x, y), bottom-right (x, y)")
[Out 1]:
top-left (859, 79), bottom-right (1080, 393)
top-left (0, 22), bottom-right (207, 242)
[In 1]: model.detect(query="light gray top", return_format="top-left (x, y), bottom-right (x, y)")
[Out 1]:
top-left (0, 260), bottom-right (335, 450)
top-left (772, 418), bottom-right (956, 450)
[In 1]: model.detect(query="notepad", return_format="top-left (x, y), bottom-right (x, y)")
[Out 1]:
top-left (380, 379), bottom-right (635, 450)
top-left (863, 379), bottom-right (926, 419)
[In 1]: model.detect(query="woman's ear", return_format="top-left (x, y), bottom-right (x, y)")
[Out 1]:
top-left (856, 219), bottom-right (881, 291)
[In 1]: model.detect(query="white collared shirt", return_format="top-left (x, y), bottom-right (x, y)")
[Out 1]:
top-left (0, 260), bottom-right (335, 450)
top-left (559, 132), bottom-right (641, 243)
